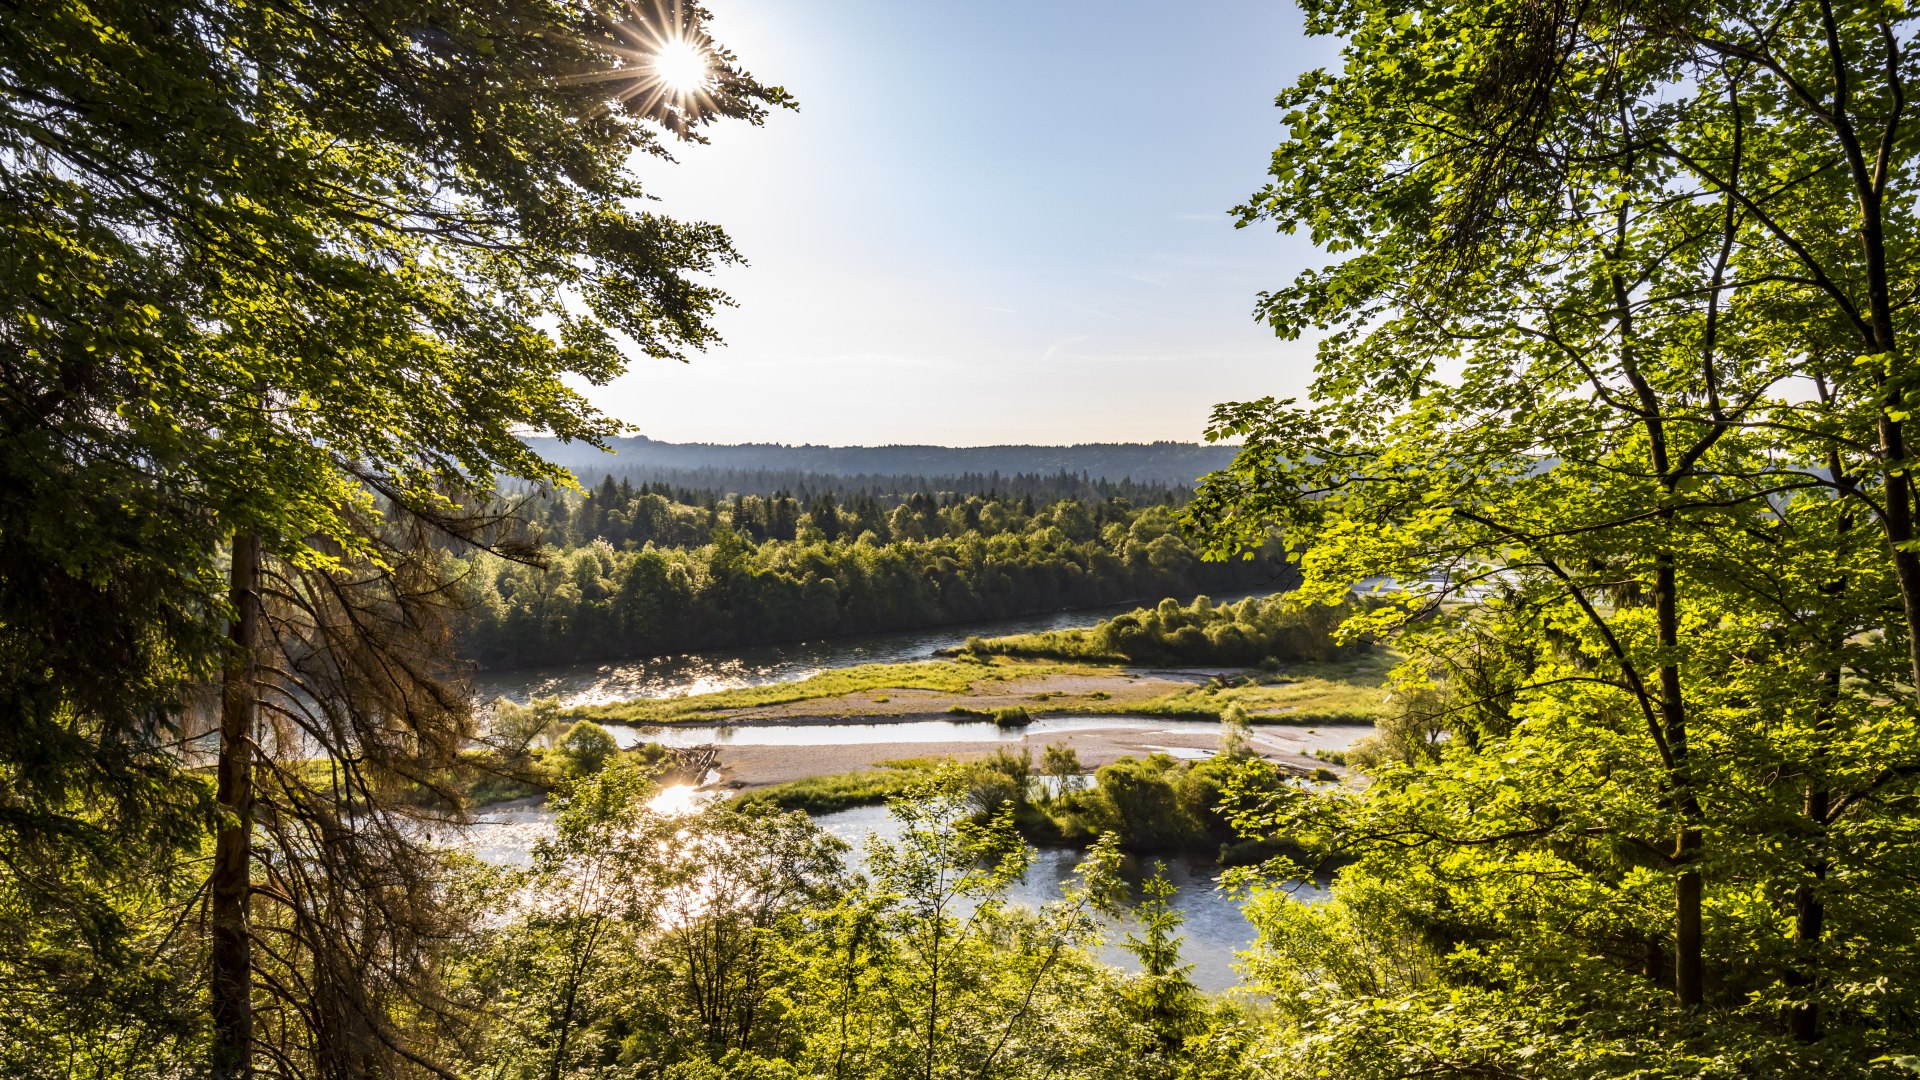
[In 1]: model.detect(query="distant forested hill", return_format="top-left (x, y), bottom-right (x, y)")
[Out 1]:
top-left (524, 436), bottom-right (1241, 486)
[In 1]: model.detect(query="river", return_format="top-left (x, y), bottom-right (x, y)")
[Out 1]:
top-left (457, 590), bottom-right (1342, 993)
top-left (601, 713), bottom-right (1376, 759)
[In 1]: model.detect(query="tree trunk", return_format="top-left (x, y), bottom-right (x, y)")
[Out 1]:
top-left (1789, 784), bottom-right (1829, 1042)
top-left (1656, 550), bottom-right (1703, 1008)
top-left (1785, 442), bottom-right (1856, 1040)
top-left (924, 917), bottom-right (940, 1080)
top-left (1614, 244), bottom-right (1706, 1009)
top-left (1876, 429), bottom-right (1920, 695)
top-left (211, 532), bottom-right (260, 1079)
top-left (1674, 827), bottom-right (1703, 1007)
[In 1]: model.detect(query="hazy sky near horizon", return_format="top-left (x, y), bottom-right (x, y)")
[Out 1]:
top-left (603, 1), bottom-right (1338, 446)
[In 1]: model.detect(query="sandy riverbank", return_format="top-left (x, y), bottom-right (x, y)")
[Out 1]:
top-left (565, 656), bottom-right (1390, 791)
top-left (708, 721), bottom-right (1374, 790)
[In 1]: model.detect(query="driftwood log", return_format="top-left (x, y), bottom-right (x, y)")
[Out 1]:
top-left (664, 743), bottom-right (719, 785)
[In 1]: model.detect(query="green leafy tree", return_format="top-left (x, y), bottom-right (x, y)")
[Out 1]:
top-left (1189, 0), bottom-right (1920, 1069)
top-left (489, 696), bottom-right (569, 758)
top-left (778, 771), bottom-right (1129, 1080)
top-left (457, 765), bottom-right (849, 1075)
top-left (864, 771), bottom-right (1034, 1080)
top-left (2, 0), bottom-right (788, 1072)
top-left (460, 760), bottom-right (674, 1079)
top-left (1040, 742), bottom-right (1086, 799)
top-left (644, 804), bottom-right (848, 1057)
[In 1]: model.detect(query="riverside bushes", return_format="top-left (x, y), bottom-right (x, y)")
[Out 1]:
top-left (725, 747), bottom-right (1293, 861)
top-left (734, 759), bottom-right (944, 813)
top-left (969, 748), bottom-right (1291, 857)
top-left (964, 593), bottom-right (1364, 666)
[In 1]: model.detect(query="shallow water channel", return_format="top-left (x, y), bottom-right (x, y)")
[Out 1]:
top-left (603, 714), bottom-right (1374, 757)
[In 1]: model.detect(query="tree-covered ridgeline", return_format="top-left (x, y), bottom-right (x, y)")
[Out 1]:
top-left (451, 483), bottom-right (1295, 668)
top-left (514, 471), bottom-right (1199, 549)
top-left (1186, 0), bottom-right (1920, 1073)
top-left (524, 432), bottom-right (1243, 486)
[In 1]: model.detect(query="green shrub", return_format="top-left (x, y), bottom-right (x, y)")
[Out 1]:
top-left (964, 593), bottom-right (1368, 667)
top-left (557, 721), bottom-right (619, 777)
top-left (1094, 755), bottom-right (1203, 853)
top-left (487, 695), bottom-right (565, 755)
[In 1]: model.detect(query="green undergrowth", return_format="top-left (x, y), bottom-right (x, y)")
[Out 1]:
top-left (969, 748), bottom-right (1317, 860)
top-left (733, 749), bottom-right (1326, 863)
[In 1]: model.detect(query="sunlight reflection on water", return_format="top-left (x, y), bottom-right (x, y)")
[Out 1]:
top-left (645, 782), bottom-right (721, 816)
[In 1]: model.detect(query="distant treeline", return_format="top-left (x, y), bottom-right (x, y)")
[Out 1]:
top-left (505, 466), bottom-right (1194, 515)
top-left (525, 435), bottom-right (1241, 485)
top-left (511, 472), bottom-right (1191, 551)
top-left (451, 488), bottom-right (1293, 669)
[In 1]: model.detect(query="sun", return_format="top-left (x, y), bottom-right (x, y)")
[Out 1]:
top-left (652, 37), bottom-right (709, 95)
top-left (565, 2), bottom-right (724, 130)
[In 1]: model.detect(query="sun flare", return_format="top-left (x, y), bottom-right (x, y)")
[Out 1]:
top-left (652, 37), bottom-right (709, 94)
top-left (565, 2), bottom-right (725, 128)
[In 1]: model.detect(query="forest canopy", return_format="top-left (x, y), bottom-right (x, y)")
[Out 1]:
top-left (453, 482), bottom-right (1293, 667)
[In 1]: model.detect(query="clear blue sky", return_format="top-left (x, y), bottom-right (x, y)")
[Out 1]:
top-left (604, 0), bottom-right (1338, 446)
